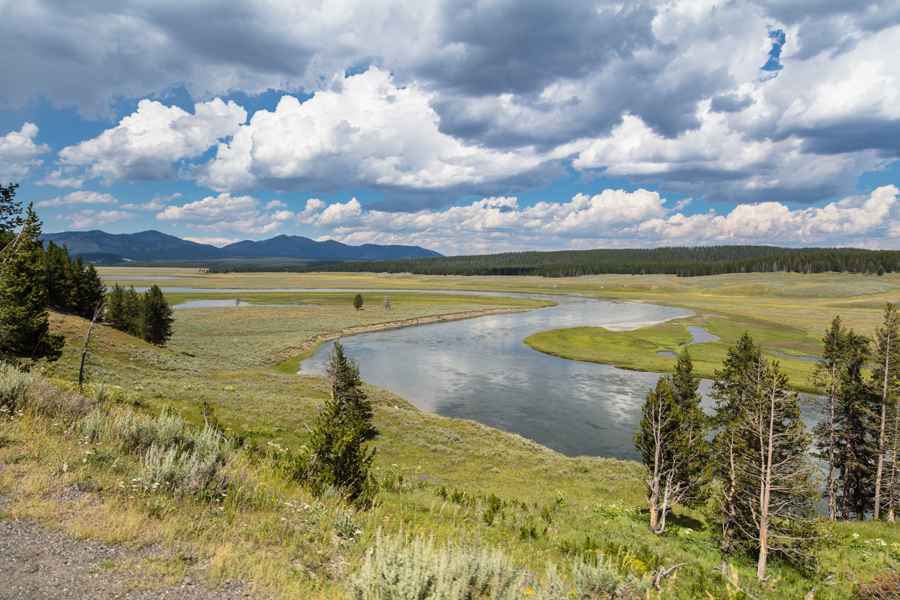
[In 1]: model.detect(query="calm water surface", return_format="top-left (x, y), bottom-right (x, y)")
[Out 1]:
top-left (302, 296), bottom-right (696, 458)
top-left (155, 286), bottom-right (819, 459)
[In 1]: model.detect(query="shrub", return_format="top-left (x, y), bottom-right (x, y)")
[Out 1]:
top-left (350, 531), bottom-right (525, 600)
top-left (110, 409), bottom-right (188, 454)
top-left (139, 424), bottom-right (228, 498)
top-left (0, 362), bottom-right (31, 414)
top-left (22, 377), bottom-right (91, 421)
top-left (79, 407), bottom-right (109, 442)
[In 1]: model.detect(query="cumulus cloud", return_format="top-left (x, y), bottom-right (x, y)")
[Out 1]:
top-left (68, 209), bottom-right (132, 230)
top-left (0, 123), bottom-right (48, 182)
top-left (58, 98), bottom-right (246, 182)
top-left (297, 186), bottom-right (899, 254)
top-left (36, 190), bottom-right (118, 208)
top-left (201, 68), bottom-right (547, 195)
top-left (156, 192), bottom-right (294, 235)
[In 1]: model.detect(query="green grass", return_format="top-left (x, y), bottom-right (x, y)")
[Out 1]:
top-left (525, 313), bottom-right (822, 392)
top-left (2, 269), bottom-right (899, 598)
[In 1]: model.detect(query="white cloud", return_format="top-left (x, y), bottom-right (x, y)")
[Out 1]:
top-left (121, 192), bottom-right (183, 211)
top-left (36, 190), bottom-right (118, 208)
top-left (298, 186), bottom-right (899, 254)
top-left (0, 123), bottom-right (48, 182)
top-left (202, 68), bottom-right (546, 193)
top-left (156, 192), bottom-right (294, 235)
top-left (59, 98), bottom-right (246, 182)
top-left (68, 209), bottom-right (132, 230)
top-left (39, 167), bottom-right (86, 189)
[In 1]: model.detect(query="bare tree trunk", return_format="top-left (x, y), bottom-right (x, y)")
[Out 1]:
top-left (78, 301), bottom-right (104, 390)
top-left (757, 375), bottom-right (777, 581)
top-left (875, 333), bottom-right (893, 520)
top-left (649, 402), bottom-right (662, 532)
top-left (889, 394), bottom-right (899, 522)
top-left (826, 364), bottom-right (838, 521)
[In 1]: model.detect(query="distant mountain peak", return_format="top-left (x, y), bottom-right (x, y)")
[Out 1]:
top-left (41, 230), bottom-right (441, 264)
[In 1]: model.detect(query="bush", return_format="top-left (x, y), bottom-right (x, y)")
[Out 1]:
top-left (0, 362), bottom-right (32, 414)
top-left (350, 531), bottom-right (525, 600)
top-left (139, 424), bottom-right (228, 498)
top-left (110, 409), bottom-right (188, 454)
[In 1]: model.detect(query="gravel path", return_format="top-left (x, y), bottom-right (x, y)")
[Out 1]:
top-left (0, 508), bottom-right (252, 600)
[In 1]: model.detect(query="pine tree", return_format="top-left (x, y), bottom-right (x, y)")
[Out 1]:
top-left (710, 333), bottom-right (763, 552)
top-left (326, 342), bottom-right (377, 440)
top-left (635, 377), bottom-right (693, 533)
top-left (0, 205), bottom-right (64, 364)
top-left (670, 349), bottom-right (707, 504)
top-left (834, 331), bottom-right (878, 519)
top-left (0, 183), bottom-right (23, 232)
top-left (123, 286), bottom-right (143, 336)
top-left (304, 341), bottom-right (377, 506)
top-left (107, 284), bottom-right (133, 331)
top-left (873, 304), bottom-right (900, 520)
top-left (813, 316), bottom-right (847, 521)
top-left (304, 343), bottom-right (377, 506)
top-left (77, 264), bottom-right (105, 318)
top-left (141, 285), bottom-right (173, 345)
top-left (730, 357), bottom-right (818, 579)
top-left (353, 293), bottom-right (364, 311)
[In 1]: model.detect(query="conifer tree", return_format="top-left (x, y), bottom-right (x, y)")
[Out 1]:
top-left (813, 316), bottom-right (848, 521)
top-left (304, 341), bottom-right (377, 506)
top-left (670, 349), bottom-right (707, 504)
top-left (710, 333), bottom-right (762, 552)
top-left (730, 357), bottom-right (818, 579)
top-left (123, 286), bottom-right (143, 336)
top-left (105, 284), bottom-right (128, 330)
top-left (0, 183), bottom-right (23, 232)
top-left (353, 293), bottom-right (364, 311)
top-left (834, 331), bottom-right (878, 519)
top-left (141, 285), bottom-right (173, 345)
top-left (0, 205), bottom-right (64, 364)
top-left (873, 304), bottom-right (900, 520)
top-left (635, 377), bottom-right (692, 532)
top-left (77, 264), bottom-right (106, 319)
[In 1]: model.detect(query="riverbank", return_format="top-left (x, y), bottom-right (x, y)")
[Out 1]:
top-left (272, 303), bottom-right (552, 373)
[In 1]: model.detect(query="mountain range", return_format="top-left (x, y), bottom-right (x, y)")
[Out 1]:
top-left (42, 230), bottom-right (441, 263)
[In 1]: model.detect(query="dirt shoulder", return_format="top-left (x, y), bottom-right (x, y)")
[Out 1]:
top-left (0, 501), bottom-right (252, 600)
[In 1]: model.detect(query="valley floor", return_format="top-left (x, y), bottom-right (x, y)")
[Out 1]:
top-left (2, 269), bottom-right (899, 598)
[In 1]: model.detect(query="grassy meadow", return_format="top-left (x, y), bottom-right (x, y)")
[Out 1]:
top-left (2, 268), bottom-right (900, 598)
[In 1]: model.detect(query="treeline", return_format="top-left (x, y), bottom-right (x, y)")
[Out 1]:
top-left (106, 284), bottom-right (174, 345)
top-left (207, 246), bottom-right (900, 277)
top-left (638, 303), bottom-right (899, 581)
top-left (0, 184), bottom-right (173, 367)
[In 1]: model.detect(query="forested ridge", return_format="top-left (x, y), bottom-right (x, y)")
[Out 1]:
top-left (208, 245), bottom-right (900, 277)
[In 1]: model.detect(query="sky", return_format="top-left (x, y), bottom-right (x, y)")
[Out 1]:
top-left (1, 1), bottom-right (899, 255)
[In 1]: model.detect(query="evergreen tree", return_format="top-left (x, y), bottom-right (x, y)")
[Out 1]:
top-left (44, 241), bottom-right (70, 309)
top-left (76, 264), bottom-right (105, 318)
top-left (353, 293), bottom-right (364, 310)
top-left (834, 332), bottom-right (878, 519)
top-left (729, 357), bottom-right (818, 579)
top-left (105, 284), bottom-right (128, 330)
top-left (872, 304), bottom-right (900, 520)
top-left (123, 286), bottom-right (143, 336)
top-left (670, 349), bottom-right (707, 505)
top-left (635, 377), bottom-right (693, 533)
top-left (304, 341), bottom-right (377, 506)
top-left (141, 285), bottom-right (173, 345)
top-left (813, 316), bottom-right (848, 521)
top-left (326, 342), bottom-right (377, 440)
top-left (710, 333), bottom-right (763, 552)
top-left (0, 205), bottom-right (64, 364)
top-left (0, 183), bottom-right (23, 232)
